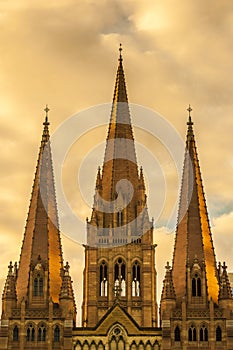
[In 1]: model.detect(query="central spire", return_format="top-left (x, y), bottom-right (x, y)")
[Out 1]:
top-left (87, 46), bottom-right (151, 244)
top-left (83, 48), bottom-right (157, 328)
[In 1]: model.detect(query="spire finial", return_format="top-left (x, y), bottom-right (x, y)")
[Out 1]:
top-left (187, 104), bottom-right (193, 125)
top-left (165, 261), bottom-right (171, 271)
top-left (44, 105), bottom-right (50, 125)
top-left (119, 43), bottom-right (123, 62)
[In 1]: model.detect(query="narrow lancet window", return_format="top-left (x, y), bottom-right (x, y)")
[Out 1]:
top-left (33, 275), bottom-right (43, 296)
top-left (114, 258), bottom-right (126, 297)
top-left (216, 326), bottom-right (222, 341)
top-left (174, 326), bottom-right (180, 341)
top-left (200, 325), bottom-right (208, 341)
top-left (13, 325), bottom-right (19, 341)
top-left (26, 324), bottom-right (35, 342)
top-left (192, 274), bottom-right (201, 297)
top-left (132, 261), bottom-right (140, 297)
top-left (54, 325), bottom-right (60, 342)
top-left (188, 325), bottom-right (197, 341)
top-left (38, 324), bottom-right (46, 341)
top-left (100, 261), bottom-right (108, 296)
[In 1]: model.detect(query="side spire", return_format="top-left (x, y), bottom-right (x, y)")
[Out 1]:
top-left (172, 106), bottom-right (219, 304)
top-left (2, 262), bottom-right (17, 301)
top-left (219, 262), bottom-right (232, 300)
top-left (16, 107), bottom-right (64, 304)
top-left (161, 262), bottom-right (176, 300)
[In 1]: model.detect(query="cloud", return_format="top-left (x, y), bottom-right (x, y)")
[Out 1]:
top-left (212, 211), bottom-right (233, 266)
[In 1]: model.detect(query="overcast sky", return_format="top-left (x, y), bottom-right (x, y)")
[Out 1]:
top-left (0, 0), bottom-right (233, 324)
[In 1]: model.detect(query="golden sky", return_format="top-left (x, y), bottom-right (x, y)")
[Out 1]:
top-left (0, 0), bottom-right (233, 324)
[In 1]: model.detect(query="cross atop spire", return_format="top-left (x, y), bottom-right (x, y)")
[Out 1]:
top-left (187, 104), bottom-right (194, 137)
top-left (187, 104), bottom-right (193, 124)
top-left (187, 104), bottom-right (192, 118)
top-left (44, 104), bottom-right (50, 125)
top-left (119, 43), bottom-right (123, 62)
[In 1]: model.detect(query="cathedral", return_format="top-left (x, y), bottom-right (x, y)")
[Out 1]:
top-left (0, 48), bottom-right (233, 350)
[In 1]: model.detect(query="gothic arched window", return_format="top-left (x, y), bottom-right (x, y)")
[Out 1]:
top-left (188, 325), bottom-right (197, 341)
top-left (132, 261), bottom-right (140, 297)
top-left (130, 341), bottom-right (137, 350)
top-left (13, 325), bottom-right (19, 341)
top-left (90, 341), bottom-right (97, 350)
top-left (200, 324), bottom-right (208, 341)
top-left (117, 211), bottom-right (123, 226)
top-left (109, 332), bottom-right (126, 350)
top-left (26, 324), bottom-right (35, 341)
top-left (100, 261), bottom-right (108, 297)
top-left (54, 325), bottom-right (60, 342)
top-left (38, 324), bottom-right (46, 342)
top-left (118, 336), bottom-right (125, 350)
top-left (33, 275), bottom-right (43, 296)
top-left (138, 341), bottom-right (144, 350)
top-left (216, 326), bottom-right (222, 341)
top-left (192, 274), bottom-right (201, 296)
top-left (33, 278), bottom-right (38, 296)
top-left (174, 325), bottom-right (181, 341)
top-left (98, 341), bottom-right (105, 350)
top-left (83, 341), bottom-right (89, 350)
top-left (114, 258), bottom-right (126, 297)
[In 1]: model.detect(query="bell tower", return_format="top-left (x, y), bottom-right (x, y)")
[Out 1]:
top-left (82, 47), bottom-right (157, 328)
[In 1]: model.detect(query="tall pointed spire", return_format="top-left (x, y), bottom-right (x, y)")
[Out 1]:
top-left (101, 44), bottom-right (138, 202)
top-left (172, 106), bottom-right (219, 304)
top-left (16, 107), bottom-right (64, 304)
top-left (83, 48), bottom-right (157, 328)
top-left (87, 46), bottom-right (151, 242)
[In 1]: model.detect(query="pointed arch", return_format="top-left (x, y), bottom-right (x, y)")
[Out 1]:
top-left (192, 274), bottom-right (201, 297)
top-left (174, 325), bottom-right (181, 341)
top-left (153, 340), bottom-right (160, 350)
top-left (13, 325), bottom-right (19, 341)
top-left (216, 325), bottom-right (222, 341)
top-left (26, 323), bottom-right (35, 342)
top-left (83, 340), bottom-right (89, 350)
top-left (138, 341), bottom-right (144, 350)
top-left (200, 324), bottom-right (208, 341)
top-left (188, 324), bottom-right (197, 341)
top-left (38, 323), bottom-right (46, 341)
top-left (90, 341), bottom-right (97, 350)
top-left (118, 336), bottom-right (125, 350)
top-left (132, 260), bottom-right (140, 297)
top-left (97, 340), bottom-right (105, 350)
top-left (109, 336), bottom-right (117, 350)
top-left (130, 341), bottom-right (137, 350)
top-left (75, 341), bottom-right (82, 350)
top-left (100, 260), bottom-right (108, 297)
top-left (114, 258), bottom-right (126, 297)
top-left (145, 340), bottom-right (152, 350)
top-left (33, 273), bottom-right (43, 296)
top-left (54, 325), bottom-right (60, 342)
